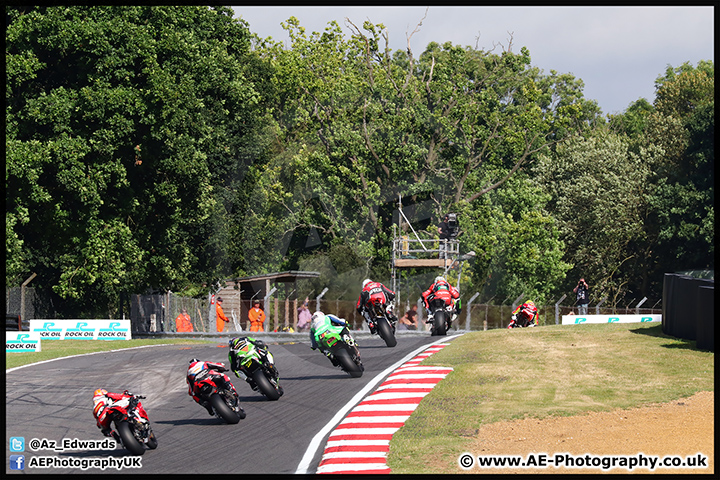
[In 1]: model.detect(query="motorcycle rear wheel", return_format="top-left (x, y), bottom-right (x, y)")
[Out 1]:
top-left (210, 393), bottom-right (241, 424)
top-left (116, 421), bottom-right (145, 455)
top-left (252, 368), bottom-right (281, 401)
top-left (335, 347), bottom-right (363, 378)
top-left (376, 317), bottom-right (397, 347)
top-left (432, 310), bottom-right (447, 336)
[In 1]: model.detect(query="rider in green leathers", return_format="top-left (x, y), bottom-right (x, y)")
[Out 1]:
top-left (309, 311), bottom-right (349, 366)
top-left (228, 336), bottom-right (269, 375)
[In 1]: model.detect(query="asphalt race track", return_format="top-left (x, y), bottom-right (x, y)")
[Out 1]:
top-left (6, 333), bottom-right (453, 474)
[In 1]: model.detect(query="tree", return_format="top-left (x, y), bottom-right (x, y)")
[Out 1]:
top-left (6, 6), bottom-right (261, 316)
top-left (641, 60), bottom-right (714, 286)
top-left (257, 16), bottom-right (601, 289)
top-left (535, 130), bottom-right (651, 306)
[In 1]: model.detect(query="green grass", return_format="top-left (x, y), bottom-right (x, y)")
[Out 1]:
top-left (388, 322), bottom-right (714, 474)
top-left (5, 338), bottom-right (213, 370)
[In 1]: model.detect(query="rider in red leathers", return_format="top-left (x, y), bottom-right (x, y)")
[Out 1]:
top-left (186, 358), bottom-right (237, 415)
top-left (508, 300), bottom-right (539, 328)
top-left (93, 388), bottom-right (147, 439)
top-left (422, 276), bottom-right (461, 317)
top-left (356, 279), bottom-right (397, 334)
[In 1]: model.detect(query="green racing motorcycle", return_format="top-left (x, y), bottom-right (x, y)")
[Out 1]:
top-left (229, 338), bottom-right (284, 401)
top-left (314, 324), bottom-right (364, 378)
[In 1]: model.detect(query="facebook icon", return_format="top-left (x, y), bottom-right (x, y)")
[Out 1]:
top-left (10, 454), bottom-right (25, 470)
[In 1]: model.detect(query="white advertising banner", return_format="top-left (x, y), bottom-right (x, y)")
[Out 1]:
top-left (562, 314), bottom-right (661, 325)
top-left (29, 320), bottom-right (132, 340)
top-left (6, 332), bottom-right (42, 352)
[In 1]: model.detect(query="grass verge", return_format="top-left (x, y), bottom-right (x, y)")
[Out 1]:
top-left (5, 338), bottom-right (213, 370)
top-left (388, 322), bottom-right (714, 473)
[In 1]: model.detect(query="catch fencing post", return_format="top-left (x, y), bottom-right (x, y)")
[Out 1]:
top-left (465, 292), bottom-right (480, 331)
top-left (484, 295), bottom-right (495, 331)
top-left (20, 273), bottom-right (37, 328)
top-left (635, 297), bottom-right (647, 315)
top-left (554, 294), bottom-right (567, 325)
top-left (263, 287), bottom-right (277, 332)
top-left (316, 287), bottom-right (329, 312)
top-left (500, 295), bottom-right (513, 329)
top-left (511, 293), bottom-right (525, 312)
top-left (595, 296), bottom-right (607, 315)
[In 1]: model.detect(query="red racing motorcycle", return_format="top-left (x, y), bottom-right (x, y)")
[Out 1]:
top-left (193, 369), bottom-right (246, 424)
top-left (104, 393), bottom-right (157, 456)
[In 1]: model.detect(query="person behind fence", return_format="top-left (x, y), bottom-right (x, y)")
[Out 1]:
top-left (573, 278), bottom-right (590, 315)
top-left (175, 308), bottom-right (194, 332)
top-left (508, 300), bottom-right (539, 328)
top-left (356, 279), bottom-right (397, 334)
top-left (297, 297), bottom-right (312, 331)
top-left (421, 276), bottom-right (461, 319)
top-left (398, 304), bottom-right (419, 330)
top-left (248, 300), bottom-right (266, 332)
top-left (216, 297), bottom-right (230, 333)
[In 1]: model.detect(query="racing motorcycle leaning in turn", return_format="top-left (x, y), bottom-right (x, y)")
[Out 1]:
top-left (94, 390), bottom-right (157, 456)
top-left (310, 311), bottom-right (364, 378)
top-left (187, 359), bottom-right (246, 424)
top-left (508, 300), bottom-right (539, 329)
top-left (228, 337), bottom-right (284, 401)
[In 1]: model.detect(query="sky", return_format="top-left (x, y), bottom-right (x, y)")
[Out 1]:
top-left (232, 6), bottom-right (714, 115)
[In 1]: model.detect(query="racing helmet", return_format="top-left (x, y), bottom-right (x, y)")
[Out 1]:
top-left (362, 279), bottom-right (372, 289)
top-left (525, 300), bottom-right (536, 308)
top-left (229, 337), bottom-right (247, 350)
top-left (93, 388), bottom-right (107, 398)
top-left (311, 311), bottom-right (326, 329)
top-left (189, 358), bottom-right (200, 365)
top-left (435, 276), bottom-right (445, 283)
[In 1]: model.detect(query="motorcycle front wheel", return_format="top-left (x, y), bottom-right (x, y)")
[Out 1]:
top-left (432, 310), bottom-right (448, 336)
top-left (210, 393), bottom-right (241, 424)
top-left (376, 317), bottom-right (397, 347)
top-left (252, 368), bottom-right (282, 401)
top-left (146, 430), bottom-right (158, 449)
top-left (116, 421), bottom-right (145, 455)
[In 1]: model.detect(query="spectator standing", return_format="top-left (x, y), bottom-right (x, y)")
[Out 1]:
top-left (175, 308), bottom-right (194, 332)
top-left (248, 300), bottom-right (266, 332)
top-left (216, 296), bottom-right (230, 333)
top-left (573, 278), bottom-right (590, 315)
top-left (297, 298), bottom-right (312, 332)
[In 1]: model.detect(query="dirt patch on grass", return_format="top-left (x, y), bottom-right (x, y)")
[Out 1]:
top-left (463, 390), bottom-right (713, 474)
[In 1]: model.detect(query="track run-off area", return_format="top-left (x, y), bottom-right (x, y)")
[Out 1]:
top-left (6, 332), bottom-right (462, 474)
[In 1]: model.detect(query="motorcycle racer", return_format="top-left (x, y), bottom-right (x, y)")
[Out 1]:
top-left (356, 279), bottom-right (397, 333)
top-left (422, 276), bottom-right (461, 317)
top-left (186, 358), bottom-right (236, 415)
top-left (508, 300), bottom-right (539, 328)
top-left (92, 388), bottom-right (146, 440)
top-left (228, 336), bottom-right (270, 375)
top-left (309, 311), bottom-right (348, 365)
